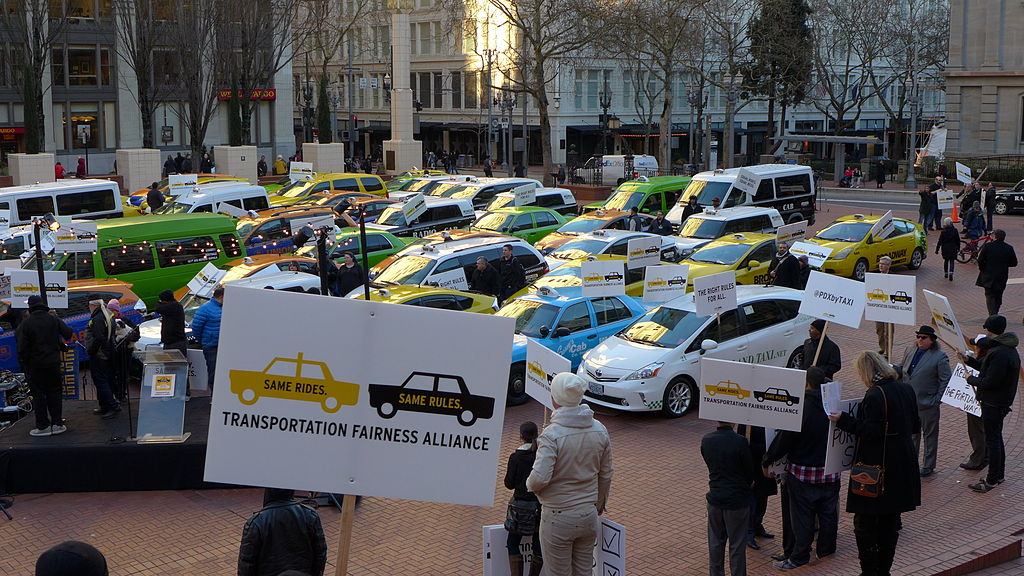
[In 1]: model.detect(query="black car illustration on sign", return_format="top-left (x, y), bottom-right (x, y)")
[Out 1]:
top-left (44, 282), bottom-right (66, 293)
top-left (667, 276), bottom-right (686, 286)
top-left (753, 387), bottom-right (801, 406)
top-left (889, 290), bottom-right (912, 304)
top-left (604, 271), bottom-right (624, 281)
top-left (368, 371), bottom-right (495, 426)
top-left (644, 246), bottom-right (660, 255)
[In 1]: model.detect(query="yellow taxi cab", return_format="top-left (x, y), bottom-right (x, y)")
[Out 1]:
top-left (533, 210), bottom-right (654, 255)
top-left (269, 173), bottom-right (387, 207)
top-left (509, 254), bottom-right (667, 300)
top-left (354, 285), bottom-right (498, 314)
top-left (806, 214), bottom-right (926, 281)
top-left (682, 232), bottom-right (777, 290)
top-left (704, 380), bottom-right (750, 400)
top-left (229, 352), bottom-right (359, 413)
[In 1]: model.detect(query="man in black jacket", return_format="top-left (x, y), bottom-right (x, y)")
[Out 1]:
top-left (85, 295), bottom-right (120, 418)
top-left (155, 289), bottom-right (187, 354)
top-left (146, 182), bottom-right (164, 211)
top-left (801, 319), bottom-right (841, 379)
top-left (16, 295), bottom-right (72, 437)
top-left (701, 421), bottom-right (753, 576)
top-left (470, 256), bottom-right (500, 297)
top-left (976, 229), bottom-right (1018, 315)
top-left (238, 488), bottom-right (327, 576)
top-left (497, 245), bottom-right (526, 305)
top-left (646, 211), bottom-right (674, 235)
top-left (959, 315), bottom-right (1020, 492)
top-left (762, 367), bottom-right (839, 569)
top-left (769, 242), bottom-right (802, 289)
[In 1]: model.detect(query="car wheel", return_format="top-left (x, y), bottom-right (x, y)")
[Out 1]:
top-left (853, 258), bottom-right (869, 281)
top-left (457, 409), bottom-right (477, 426)
top-left (662, 377), bottom-right (696, 418)
top-left (786, 348), bottom-right (805, 370)
top-left (994, 200), bottom-right (1009, 215)
top-left (239, 388), bottom-right (258, 405)
top-left (322, 396), bottom-right (340, 413)
top-left (506, 363), bottom-right (529, 406)
top-left (907, 247), bottom-right (924, 270)
top-left (376, 402), bottom-right (397, 419)
top-left (787, 214), bottom-right (804, 225)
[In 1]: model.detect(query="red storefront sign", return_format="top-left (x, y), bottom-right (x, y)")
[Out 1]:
top-left (217, 88), bottom-right (277, 101)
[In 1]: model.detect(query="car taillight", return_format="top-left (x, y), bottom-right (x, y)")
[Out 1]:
top-left (540, 262), bottom-right (549, 275)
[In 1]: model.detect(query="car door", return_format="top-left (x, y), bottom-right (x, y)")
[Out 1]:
top-left (532, 211), bottom-right (561, 243)
top-left (737, 299), bottom-right (801, 366)
top-left (877, 219), bottom-right (914, 266)
top-left (736, 241), bottom-right (776, 285)
top-left (246, 218), bottom-right (291, 254)
top-left (640, 192), bottom-right (663, 214)
top-left (548, 301), bottom-right (596, 368)
top-left (509, 213), bottom-right (536, 241)
top-left (683, 308), bottom-right (749, 370)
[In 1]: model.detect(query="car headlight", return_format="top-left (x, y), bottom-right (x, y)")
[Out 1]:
top-left (624, 362), bottom-right (664, 381)
top-left (832, 247), bottom-right (853, 260)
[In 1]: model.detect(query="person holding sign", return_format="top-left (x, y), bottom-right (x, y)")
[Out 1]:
top-left (526, 373), bottom-right (613, 576)
top-left (503, 421), bottom-right (544, 576)
top-left (769, 242), bottom-right (801, 289)
top-left (762, 367), bottom-right (839, 570)
top-left (956, 315), bottom-right (1020, 493)
top-left (701, 421), bottom-right (754, 576)
top-left (470, 256), bottom-right (501, 297)
top-left (897, 326), bottom-right (952, 477)
top-left (801, 320), bottom-right (841, 380)
top-left (828, 352), bottom-right (920, 576)
top-left (85, 295), bottom-right (121, 419)
top-left (874, 257), bottom-right (893, 359)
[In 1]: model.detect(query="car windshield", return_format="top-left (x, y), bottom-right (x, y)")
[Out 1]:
top-left (450, 185), bottom-right (484, 199)
top-left (179, 293), bottom-right (210, 323)
top-left (377, 206), bottom-right (408, 226)
top-left (603, 189), bottom-right (644, 211)
top-left (429, 182), bottom-right (466, 197)
top-left (152, 201), bottom-right (192, 214)
top-left (374, 254), bottom-right (434, 285)
top-left (551, 238), bottom-right (609, 260)
top-left (495, 299), bottom-right (560, 338)
top-left (404, 179), bottom-right (440, 193)
top-left (680, 179), bottom-right (733, 205)
top-left (814, 222), bottom-right (872, 242)
top-left (678, 217), bottom-right (726, 240)
top-left (620, 306), bottom-right (708, 348)
top-left (486, 195), bottom-right (515, 211)
top-left (473, 212), bottom-right (511, 231)
top-left (688, 243), bottom-right (751, 265)
top-left (557, 217), bottom-right (607, 234)
top-left (236, 220), bottom-right (259, 239)
top-left (277, 180), bottom-right (315, 198)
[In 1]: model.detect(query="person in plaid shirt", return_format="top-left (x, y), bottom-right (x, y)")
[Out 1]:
top-left (762, 367), bottom-right (840, 571)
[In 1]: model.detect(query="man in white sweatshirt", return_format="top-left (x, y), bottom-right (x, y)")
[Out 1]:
top-left (527, 373), bottom-right (614, 575)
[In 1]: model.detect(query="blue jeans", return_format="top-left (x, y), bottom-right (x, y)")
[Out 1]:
top-left (203, 346), bottom-right (218, 390)
top-left (786, 474), bottom-right (839, 565)
top-left (91, 354), bottom-right (119, 411)
top-left (918, 211), bottom-right (934, 231)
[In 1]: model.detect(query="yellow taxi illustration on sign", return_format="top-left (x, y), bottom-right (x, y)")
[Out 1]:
top-left (583, 273), bottom-right (603, 283)
top-left (646, 278), bottom-right (668, 288)
top-left (528, 361), bottom-right (546, 381)
top-left (867, 288), bottom-right (888, 302)
top-left (229, 353), bottom-right (359, 413)
top-left (13, 282), bottom-right (36, 294)
top-left (704, 380), bottom-right (750, 400)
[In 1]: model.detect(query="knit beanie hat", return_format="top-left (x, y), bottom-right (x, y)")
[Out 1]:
top-left (983, 315), bottom-right (1006, 335)
top-left (550, 372), bottom-right (586, 407)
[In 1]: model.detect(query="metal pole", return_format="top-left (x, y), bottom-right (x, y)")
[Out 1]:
top-left (360, 211), bottom-right (371, 301)
top-left (33, 223), bottom-right (46, 306)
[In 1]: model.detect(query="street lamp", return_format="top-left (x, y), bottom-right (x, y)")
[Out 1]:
top-left (494, 82), bottom-right (516, 176)
top-left (904, 77), bottom-right (921, 189)
top-left (329, 85), bottom-right (342, 144)
top-left (383, 73), bottom-right (392, 103)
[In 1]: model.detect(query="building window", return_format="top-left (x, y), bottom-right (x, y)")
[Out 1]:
top-left (52, 48), bottom-right (65, 86)
top-left (68, 103), bottom-right (99, 149)
top-left (433, 72), bottom-right (442, 108)
top-left (419, 23), bottom-right (431, 55)
top-left (451, 71), bottom-right (462, 108)
top-left (465, 71), bottom-right (477, 109)
top-left (68, 46), bottom-right (98, 86)
top-left (419, 72), bottom-right (431, 108)
top-left (409, 23), bottom-right (417, 56)
top-left (100, 47), bottom-right (112, 85)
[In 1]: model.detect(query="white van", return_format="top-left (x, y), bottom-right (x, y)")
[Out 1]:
top-left (675, 164), bottom-right (816, 224)
top-left (574, 155), bottom-right (659, 186)
top-left (153, 182), bottom-right (270, 215)
top-left (0, 179), bottom-right (123, 225)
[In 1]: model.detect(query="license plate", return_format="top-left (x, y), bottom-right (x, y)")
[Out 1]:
top-left (587, 382), bottom-right (604, 395)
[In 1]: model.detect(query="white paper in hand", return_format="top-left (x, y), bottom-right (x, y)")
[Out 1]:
top-left (820, 381), bottom-right (842, 415)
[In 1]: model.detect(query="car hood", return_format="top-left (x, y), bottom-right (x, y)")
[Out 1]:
top-left (544, 255), bottom-right (574, 270)
top-left (136, 318), bottom-right (193, 349)
top-left (805, 237), bottom-right (857, 257)
top-left (535, 232), bottom-right (575, 254)
top-left (666, 204), bottom-right (686, 224)
top-left (584, 336), bottom-right (668, 371)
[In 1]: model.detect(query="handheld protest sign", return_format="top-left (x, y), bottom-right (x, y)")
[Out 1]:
top-left (922, 289), bottom-right (967, 352)
top-left (289, 161), bottom-right (314, 182)
top-left (936, 189), bottom-right (955, 210)
top-left (512, 184), bottom-right (536, 207)
top-left (53, 221), bottom-right (98, 253)
top-left (863, 272), bottom-right (916, 326)
top-left (425, 267), bottom-right (469, 291)
top-left (580, 259), bottom-right (626, 297)
top-left (217, 202), bottom-right (249, 218)
top-left (941, 363), bottom-right (981, 417)
top-left (642, 264), bottom-right (689, 302)
top-left (955, 162), bottom-right (972, 185)
top-left (692, 270), bottom-right (737, 317)
top-left (775, 221), bottom-right (807, 245)
top-left (799, 271), bottom-right (866, 329)
top-left (824, 398), bottom-right (862, 474)
top-left (698, 358), bottom-right (805, 431)
top-left (732, 168), bottom-right (760, 201)
top-left (8, 269), bottom-right (68, 308)
top-left (525, 338), bottom-right (570, 410)
top-left (789, 241), bottom-right (832, 269)
top-left (186, 263), bottom-right (227, 298)
top-left (168, 174), bottom-right (198, 196)
top-left (402, 193), bottom-right (428, 223)
top-left (868, 210), bottom-right (894, 240)
top-left (626, 236), bottom-right (662, 269)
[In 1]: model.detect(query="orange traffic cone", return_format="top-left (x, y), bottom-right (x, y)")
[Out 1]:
top-left (951, 202), bottom-right (960, 223)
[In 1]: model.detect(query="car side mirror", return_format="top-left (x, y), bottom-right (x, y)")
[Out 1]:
top-left (553, 327), bottom-right (571, 338)
top-left (700, 339), bottom-right (718, 354)
top-left (747, 260), bottom-right (760, 269)
top-left (539, 325), bottom-right (550, 337)
top-left (133, 300), bottom-right (147, 312)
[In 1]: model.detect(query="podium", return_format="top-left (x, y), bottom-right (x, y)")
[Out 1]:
top-left (137, 348), bottom-right (191, 444)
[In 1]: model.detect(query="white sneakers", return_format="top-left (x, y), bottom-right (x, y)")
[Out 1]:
top-left (29, 424), bottom-right (67, 437)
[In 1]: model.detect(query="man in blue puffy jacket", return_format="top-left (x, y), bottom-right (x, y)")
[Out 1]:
top-left (191, 286), bottom-right (223, 390)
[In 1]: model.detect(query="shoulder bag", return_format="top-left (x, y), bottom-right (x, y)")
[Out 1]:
top-left (503, 497), bottom-right (541, 535)
top-left (850, 386), bottom-right (888, 498)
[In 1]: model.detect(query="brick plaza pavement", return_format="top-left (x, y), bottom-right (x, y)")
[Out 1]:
top-left (1, 205), bottom-right (1023, 575)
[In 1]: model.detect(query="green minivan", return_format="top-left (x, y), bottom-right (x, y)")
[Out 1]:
top-left (470, 207), bottom-right (568, 244)
top-left (26, 214), bottom-right (246, 307)
top-left (583, 175), bottom-right (690, 215)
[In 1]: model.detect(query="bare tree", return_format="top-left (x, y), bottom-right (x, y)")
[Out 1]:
top-left (167, 0), bottom-right (225, 159)
top-left (113, 0), bottom-right (177, 148)
top-left (621, 61), bottom-right (661, 155)
top-left (0, 0), bottom-right (69, 152)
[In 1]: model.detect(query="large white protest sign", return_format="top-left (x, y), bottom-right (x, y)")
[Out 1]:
top-left (868, 210), bottom-right (894, 239)
top-left (513, 185), bottom-right (536, 207)
top-left (525, 338), bottom-right (570, 410)
top-left (955, 162), bottom-right (972, 185)
top-left (186, 263), bottom-right (227, 298)
top-left (863, 273), bottom-right (916, 325)
top-left (289, 214), bottom-right (335, 234)
top-left (698, 358), bottom-right (805, 431)
top-left (789, 241), bottom-right (833, 269)
top-left (824, 398), bottom-right (863, 474)
top-left (53, 221), bottom-right (98, 253)
top-left (402, 193), bottom-right (428, 223)
top-left (692, 271), bottom-right (737, 317)
top-left (775, 221), bottom-right (807, 245)
top-left (800, 271), bottom-right (866, 328)
top-left (483, 517), bottom-right (626, 576)
top-left (8, 269), bottom-right (68, 308)
top-left (936, 189), bottom-right (955, 210)
top-left (0, 210), bottom-right (10, 232)
top-left (642, 264), bottom-right (689, 302)
top-left (425, 267), bottom-right (469, 291)
top-left (626, 236), bottom-right (662, 269)
top-left (922, 290), bottom-right (966, 352)
top-left (168, 174), bottom-right (198, 196)
top-left (187, 349), bottom-right (209, 391)
top-left (732, 168), bottom-right (760, 200)
top-left (289, 161), bottom-right (314, 182)
top-left (0, 274), bottom-right (10, 299)
top-left (581, 259), bottom-right (626, 297)
top-left (942, 363), bottom-right (981, 417)
top-left (205, 287), bottom-right (514, 506)
top-left (217, 202), bottom-right (250, 218)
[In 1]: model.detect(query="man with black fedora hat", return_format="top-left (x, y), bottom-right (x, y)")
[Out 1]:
top-left (897, 325), bottom-right (952, 476)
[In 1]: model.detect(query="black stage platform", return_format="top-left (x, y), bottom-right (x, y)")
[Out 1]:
top-left (0, 398), bottom-right (220, 493)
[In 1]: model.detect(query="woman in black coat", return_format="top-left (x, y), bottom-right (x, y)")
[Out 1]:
top-left (935, 217), bottom-right (961, 281)
top-left (829, 351), bottom-right (921, 576)
top-left (503, 421), bottom-right (542, 576)
top-left (334, 252), bottom-right (364, 297)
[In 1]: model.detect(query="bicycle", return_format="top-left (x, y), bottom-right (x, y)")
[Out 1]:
top-left (956, 232), bottom-right (993, 264)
